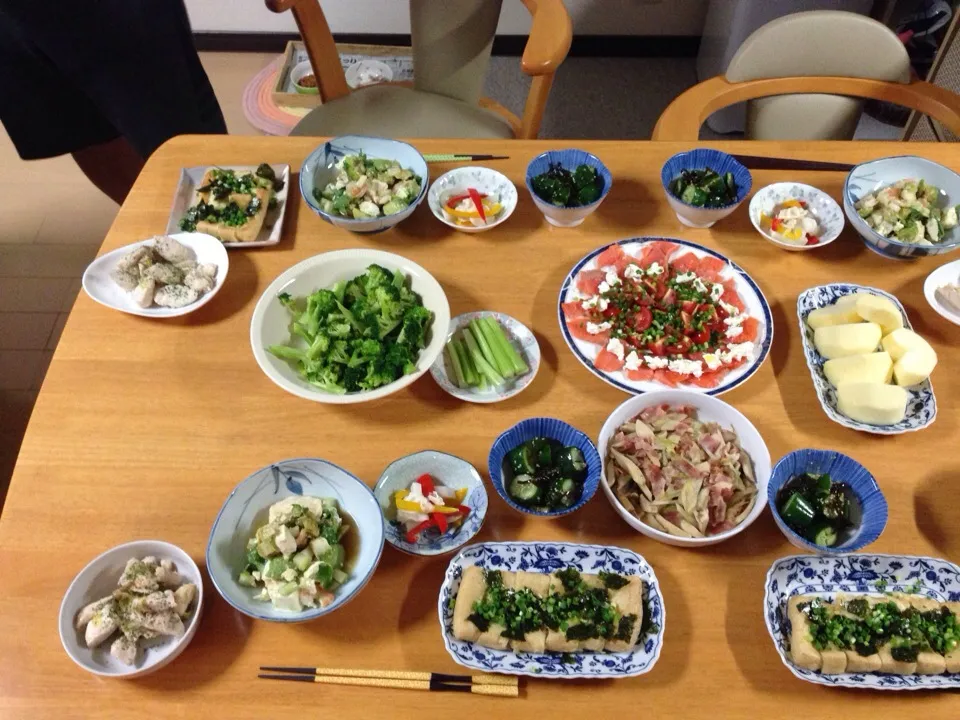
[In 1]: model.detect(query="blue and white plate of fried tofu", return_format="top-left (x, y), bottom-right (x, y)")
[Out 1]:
top-left (765, 554), bottom-right (960, 690)
top-left (438, 541), bottom-right (665, 678)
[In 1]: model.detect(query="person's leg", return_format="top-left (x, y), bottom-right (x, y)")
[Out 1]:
top-left (71, 137), bottom-right (145, 206)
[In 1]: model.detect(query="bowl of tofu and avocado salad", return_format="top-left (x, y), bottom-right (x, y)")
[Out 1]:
top-left (301, 135), bottom-right (429, 234)
top-left (844, 155), bottom-right (960, 259)
top-left (206, 458), bottom-right (384, 623)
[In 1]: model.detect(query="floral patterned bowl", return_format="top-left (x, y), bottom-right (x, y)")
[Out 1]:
top-left (374, 450), bottom-right (487, 556)
top-left (438, 541), bottom-right (666, 678)
top-left (206, 458), bottom-right (384, 623)
top-left (748, 182), bottom-right (844, 252)
top-left (430, 311), bottom-right (540, 404)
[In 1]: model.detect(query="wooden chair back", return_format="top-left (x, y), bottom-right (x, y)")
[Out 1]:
top-left (652, 75), bottom-right (960, 142)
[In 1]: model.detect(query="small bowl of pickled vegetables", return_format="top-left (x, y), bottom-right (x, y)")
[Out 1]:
top-left (488, 418), bottom-right (602, 518)
top-left (844, 155), bottom-right (960, 259)
top-left (749, 182), bottom-right (844, 252)
top-left (427, 167), bottom-right (517, 233)
top-left (768, 449), bottom-right (887, 555)
top-left (525, 149), bottom-right (611, 227)
top-left (431, 311), bottom-right (539, 404)
top-left (374, 450), bottom-right (487, 556)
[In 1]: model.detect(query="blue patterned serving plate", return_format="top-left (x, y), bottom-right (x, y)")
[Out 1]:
top-left (764, 553), bottom-right (960, 689)
top-left (559, 237), bottom-right (773, 396)
top-left (488, 417), bottom-right (602, 518)
top-left (206, 458), bottom-right (384, 623)
top-left (374, 450), bottom-right (487, 556)
top-left (429, 312), bottom-right (540, 404)
top-left (796, 283), bottom-right (937, 434)
top-left (438, 542), bottom-right (666, 678)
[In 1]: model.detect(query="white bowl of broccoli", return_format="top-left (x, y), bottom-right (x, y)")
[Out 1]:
top-left (250, 249), bottom-right (450, 403)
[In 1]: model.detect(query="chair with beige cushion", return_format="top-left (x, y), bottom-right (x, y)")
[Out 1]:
top-left (266, 0), bottom-right (572, 139)
top-left (654, 10), bottom-right (960, 142)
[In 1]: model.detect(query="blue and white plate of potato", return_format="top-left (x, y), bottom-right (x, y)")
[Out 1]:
top-left (798, 284), bottom-right (938, 434)
top-left (430, 312), bottom-right (540, 403)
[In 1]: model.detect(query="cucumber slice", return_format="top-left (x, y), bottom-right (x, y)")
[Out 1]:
top-left (292, 548), bottom-right (314, 572)
top-left (278, 581), bottom-right (300, 596)
top-left (509, 475), bottom-right (539, 503)
top-left (238, 571), bottom-right (257, 588)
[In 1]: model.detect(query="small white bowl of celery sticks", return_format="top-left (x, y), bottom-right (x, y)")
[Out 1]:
top-left (427, 167), bottom-right (518, 233)
top-left (430, 312), bottom-right (539, 403)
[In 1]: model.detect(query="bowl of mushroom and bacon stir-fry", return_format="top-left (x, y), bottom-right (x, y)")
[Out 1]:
top-left (597, 390), bottom-right (772, 547)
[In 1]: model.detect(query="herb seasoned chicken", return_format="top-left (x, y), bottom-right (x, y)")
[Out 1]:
top-left (110, 236), bottom-right (217, 310)
top-left (74, 556), bottom-right (198, 667)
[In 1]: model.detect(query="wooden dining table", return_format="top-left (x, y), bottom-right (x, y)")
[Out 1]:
top-left (1, 137), bottom-right (958, 719)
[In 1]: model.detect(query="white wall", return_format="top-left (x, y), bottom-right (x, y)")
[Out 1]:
top-left (185, 0), bottom-right (708, 36)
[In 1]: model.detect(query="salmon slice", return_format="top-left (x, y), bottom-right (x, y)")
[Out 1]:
top-left (626, 367), bottom-right (655, 381)
top-left (561, 300), bottom-right (588, 320)
top-left (615, 254), bottom-right (641, 274)
top-left (576, 269), bottom-right (607, 295)
top-left (596, 244), bottom-right (625, 267)
top-left (594, 349), bottom-right (624, 371)
top-left (670, 252), bottom-right (701, 273)
top-left (566, 319), bottom-right (609, 345)
top-left (639, 240), bottom-right (680, 268)
top-left (690, 372), bottom-right (721, 388)
top-left (653, 369), bottom-right (683, 387)
top-left (740, 316), bottom-right (759, 342)
top-left (721, 289), bottom-right (745, 312)
top-left (697, 256), bottom-right (726, 276)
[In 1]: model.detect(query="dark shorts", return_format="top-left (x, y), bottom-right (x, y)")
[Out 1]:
top-left (0, 0), bottom-right (226, 160)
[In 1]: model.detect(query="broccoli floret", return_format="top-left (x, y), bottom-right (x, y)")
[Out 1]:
top-left (360, 358), bottom-right (395, 390)
top-left (328, 340), bottom-right (351, 365)
top-left (362, 264), bottom-right (394, 293)
top-left (342, 364), bottom-right (367, 392)
top-left (397, 305), bottom-right (433, 349)
top-left (277, 292), bottom-right (299, 313)
top-left (307, 289), bottom-right (339, 318)
top-left (384, 342), bottom-right (417, 376)
top-left (347, 338), bottom-right (382, 367)
top-left (306, 331), bottom-right (330, 360)
top-left (305, 365), bottom-right (346, 395)
top-left (343, 280), bottom-right (366, 306)
top-left (327, 322), bottom-right (352, 338)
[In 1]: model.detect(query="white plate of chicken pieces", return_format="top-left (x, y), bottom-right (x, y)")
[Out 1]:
top-left (82, 232), bottom-right (228, 318)
top-left (58, 540), bottom-right (203, 678)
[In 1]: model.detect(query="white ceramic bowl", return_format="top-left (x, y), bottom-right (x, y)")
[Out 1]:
top-left (250, 248), bottom-right (450, 404)
top-left (429, 311), bottom-right (539, 403)
top-left (206, 458), bottom-right (384, 623)
top-left (748, 182), bottom-right (845, 252)
top-left (82, 232), bottom-right (229, 318)
top-left (924, 257), bottom-right (960, 325)
top-left (59, 540), bottom-right (203, 678)
top-left (427, 167), bottom-right (517, 233)
top-left (597, 390), bottom-right (771, 547)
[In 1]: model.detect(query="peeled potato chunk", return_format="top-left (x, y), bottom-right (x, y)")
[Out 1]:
top-left (823, 352), bottom-right (893, 388)
top-left (807, 304), bottom-right (862, 330)
top-left (854, 294), bottom-right (904, 335)
top-left (814, 323), bottom-right (882, 359)
top-left (881, 328), bottom-right (934, 361)
top-left (836, 382), bottom-right (909, 425)
top-left (893, 349), bottom-right (938, 387)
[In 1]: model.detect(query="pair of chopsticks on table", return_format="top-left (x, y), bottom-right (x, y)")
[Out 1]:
top-left (259, 666), bottom-right (520, 698)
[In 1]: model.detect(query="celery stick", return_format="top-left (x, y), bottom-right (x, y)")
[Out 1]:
top-left (484, 317), bottom-right (529, 374)
top-left (471, 320), bottom-right (514, 379)
top-left (453, 337), bottom-right (477, 386)
top-left (462, 325), bottom-right (504, 386)
top-left (474, 318), bottom-right (515, 378)
top-left (478, 371), bottom-right (489, 391)
top-left (445, 340), bottom-right (466, 388)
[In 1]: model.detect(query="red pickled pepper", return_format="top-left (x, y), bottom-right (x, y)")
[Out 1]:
top-left (467, 187), bottom-right (487, 222)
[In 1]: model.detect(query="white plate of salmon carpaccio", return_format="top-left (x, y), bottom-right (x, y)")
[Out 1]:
top-left (558, 238), bottom-right (773, 396)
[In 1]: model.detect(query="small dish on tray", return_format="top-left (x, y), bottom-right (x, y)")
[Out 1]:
top-left (430, 312), bottom-right (539, 404)
top-left (764, 553), bottom-right (960, 690)
top-left (558, 237), bottom-right (773, 396)
top-left (796, 283), bottom-right (937, 434)
top-left (166, 164), bottom-right (290, 248)
top-left (438, 541), bottom-right (665, 678)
